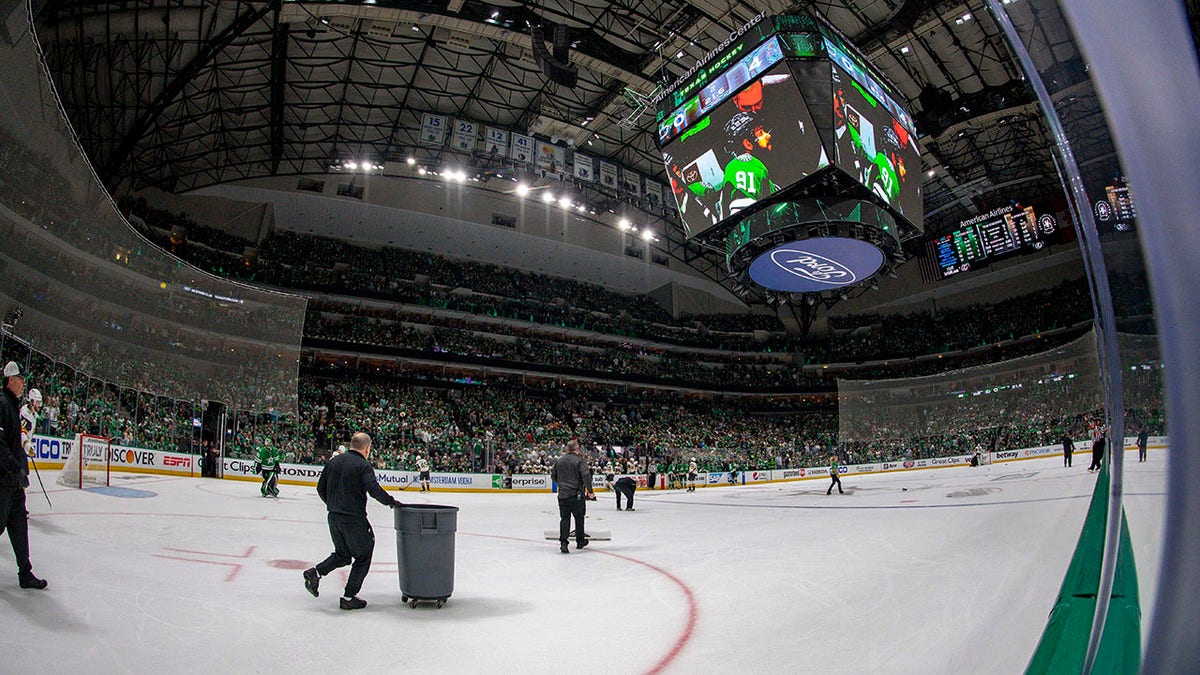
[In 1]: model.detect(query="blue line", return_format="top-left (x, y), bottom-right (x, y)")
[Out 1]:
top-left (646, 493), bottom-right (1099, 510)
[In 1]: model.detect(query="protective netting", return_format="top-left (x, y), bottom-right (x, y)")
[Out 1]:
top-left (0, 5), bottom-right (305, 412)
top-left (838, 330), bottom-right (1102, 450)
top-left (837, 329), bottom-right (1164, 453)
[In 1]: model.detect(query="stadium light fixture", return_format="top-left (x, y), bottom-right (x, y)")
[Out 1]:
top-left (542, 191), bottom-right (556, 204)
top-left (406, 156), bottom-right (416, 165)
top-left (515, 183), bottom-right (530, 197)
top-left (640, 228), bottom-right (654, 241)
top-left (558, 196), bottom-right (572, 208)
top-left (618, 218), bottom-right (631, 230)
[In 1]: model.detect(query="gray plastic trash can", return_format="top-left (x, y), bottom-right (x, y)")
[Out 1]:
top-left (394, 504), bottom-right (458, 608)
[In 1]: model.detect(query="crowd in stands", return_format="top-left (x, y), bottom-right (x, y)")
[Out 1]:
top-left (0, 193), bottom-right (1168, 476)
top-left (1, 332), bottom-right (1168, 479)
top-left (119, 200), bottom-right (1163, 379)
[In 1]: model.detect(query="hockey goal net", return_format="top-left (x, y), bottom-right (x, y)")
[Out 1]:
top-left (56, 434), bottom-right (112, 488)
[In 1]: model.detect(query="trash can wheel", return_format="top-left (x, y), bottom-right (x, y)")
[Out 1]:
top-left (408, 598), bottom-right (419, 608)
top-left (436, 599), bottom-right (446, 608)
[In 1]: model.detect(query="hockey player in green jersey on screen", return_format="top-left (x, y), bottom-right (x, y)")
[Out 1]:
top-left (721, 110), bottom-right (779, 217)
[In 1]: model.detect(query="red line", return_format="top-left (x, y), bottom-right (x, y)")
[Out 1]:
top-left (463, 532), bottom-right (697, 674)
top-left (152, 554), bottom-right (243, 582)
top-left (595, 549), bottom-right (697, 675)
top-left (163, 545), bottom-right (256, 559)
top-left (34, 511), bottom-right (699, 670)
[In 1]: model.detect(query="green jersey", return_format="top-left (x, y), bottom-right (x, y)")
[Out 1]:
top-left (723, 154), bottom-right (774, 202)
top-left (257, 445), bottom-right (280, 468)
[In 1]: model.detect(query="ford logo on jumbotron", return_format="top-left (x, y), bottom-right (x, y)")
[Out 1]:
top-left (748, 237), bottom-right (884, 292)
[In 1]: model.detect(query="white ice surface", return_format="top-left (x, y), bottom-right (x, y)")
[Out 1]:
top-left (2, 454), bottom-right (1165, 674)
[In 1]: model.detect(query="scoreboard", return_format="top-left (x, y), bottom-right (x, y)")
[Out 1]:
top-left (926, 202), bottom-right (1058, 279)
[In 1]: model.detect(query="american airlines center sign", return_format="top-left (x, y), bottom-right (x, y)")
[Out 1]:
top-left (748, 237), bottom-right (884, 292)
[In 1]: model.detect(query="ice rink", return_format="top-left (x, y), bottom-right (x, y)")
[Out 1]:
top-left (2, 453), bottom-right (1165, 674)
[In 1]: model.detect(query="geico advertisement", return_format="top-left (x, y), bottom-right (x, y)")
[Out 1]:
top-left (29, 435), bottom-right (73, 464)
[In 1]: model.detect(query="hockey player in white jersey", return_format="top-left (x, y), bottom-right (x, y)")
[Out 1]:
top-left (417, 456), bottom-right (431, 492)
top-left (18, 389), bottom-right (41, 456)
top-left (686, 458), bottom-right (699, 492)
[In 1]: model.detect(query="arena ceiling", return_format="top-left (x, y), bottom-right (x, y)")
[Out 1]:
top-left (34, 0), bottom-right (1132, 296)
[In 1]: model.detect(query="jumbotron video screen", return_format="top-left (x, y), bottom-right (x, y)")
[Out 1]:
top-left (662, 55), bottom-right (828, 238)
top-left (831, 62), bottom-right (922, 226)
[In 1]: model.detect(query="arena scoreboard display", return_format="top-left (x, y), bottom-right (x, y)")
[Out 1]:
top-left (925, 201), bottom-right (1061, 279)
top-left (1093, 176), bottom-right (1137, 232)
top-left (657, 13), bottom-right (921, 245)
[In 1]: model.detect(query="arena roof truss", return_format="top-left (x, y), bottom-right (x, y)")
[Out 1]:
top-left (35, 0), bottom-right (1132, 301)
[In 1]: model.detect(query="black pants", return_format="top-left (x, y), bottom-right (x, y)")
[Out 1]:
top-left (261, 469), bottom-right (278, 495)
top-left (316, 513), bottom-right (375, 597)
top-left (558, 495), bottom-right (586, 546)
top-left (1089, 444), bottom-right (1104, 471)
top-left (1139, 446), bottom-right (1147, 462)
top-left (615, 482), bottom-right (636, 509)
top-left (0, 488), bottom-right (32, 574)
top-left (827, 473), bottom-right (843, 495)
top-left (1064, 450), bottom-right (1072, 467)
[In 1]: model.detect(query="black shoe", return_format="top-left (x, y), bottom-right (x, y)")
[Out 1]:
top-left (577, 539), bottom-right (589, 550)
top-left (339, 596), bottom-right (367, 610)
top-left (626, 507), bottom-right (635, 511)
top-left (19, 573), bottom-right (47, 590)
top-left (616, 506), bottom-right (622, 510)
top-left (560, 543), bottom-right (569, 554)
top-left (303, 568), bottom-right (320, 597)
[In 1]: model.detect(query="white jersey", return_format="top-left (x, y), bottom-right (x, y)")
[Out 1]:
top-left (689, 461), bottom-right (698, 475)
top-left (417, 458), bottom-right (430, 472)
top-left (19, 404), bottom-right (38, 452)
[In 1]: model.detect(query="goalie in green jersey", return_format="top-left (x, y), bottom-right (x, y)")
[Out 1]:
top-left (721, 111), bottom-right (779, 217)
top-left (254, 440), bottom-right (281, 497)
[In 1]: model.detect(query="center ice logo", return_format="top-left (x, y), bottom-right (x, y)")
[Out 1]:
top-left (770, 249), bottom-right (856, 286)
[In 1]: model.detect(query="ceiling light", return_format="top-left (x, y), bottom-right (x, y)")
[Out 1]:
top-left (406, 156), bottom-right (416, 165)
top-left (676, 51), bottom-right (684, 58)
top-left (542, 192), bottom-right (556, 203)
top-left (641, 228), bottom-right (654, 241)
top-left (344, 161), bottom-right (358, 171)
top-left (516, 183), bottom-right (530, 197)
top-left (618, 218), bottom-right (630, 230)
top-left (900, 45), bottom-right (910, 54)
top-left (558, 196), bottom-right (572, 208)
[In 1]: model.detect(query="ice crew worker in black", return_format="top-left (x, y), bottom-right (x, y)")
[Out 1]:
top-left (552, 439), bottom-right (594, 553)
top-left (303, 432), bottom-right (400, 610)
top-left (614, 476), bottom-right (637, 511)
top-left (0, 361), bottom-right (46, 589)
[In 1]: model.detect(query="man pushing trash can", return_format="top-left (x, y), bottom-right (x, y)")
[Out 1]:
top-left (304, 432), bottom-right (401, 610)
